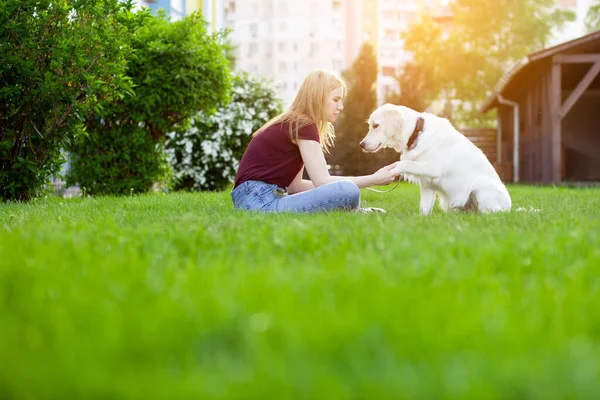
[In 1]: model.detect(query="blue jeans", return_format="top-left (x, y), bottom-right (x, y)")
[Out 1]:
top-left (230, 180), bottom-right (361, 214)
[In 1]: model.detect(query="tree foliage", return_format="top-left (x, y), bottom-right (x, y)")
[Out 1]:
top-left (121, 10), bottom-right (231, 141)
top-left (385, 63), bottom-right (434, 114)
top-left (329, 42), bottom-right (396, 176)
top-left (400, 0), bottom-right (575, 127)
top-left (0, 0), bottom-right (138, 201)
top-left (585, 0), bottom-right (600, 33)
top-left (67, 10), bottom-right (232, 195)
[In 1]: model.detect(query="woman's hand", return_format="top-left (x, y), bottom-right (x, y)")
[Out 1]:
top-left (370, 163), bottom-right (400, 186)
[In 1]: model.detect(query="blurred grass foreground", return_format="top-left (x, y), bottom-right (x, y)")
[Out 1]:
top-left (1, 184), bottom-right (600, 399)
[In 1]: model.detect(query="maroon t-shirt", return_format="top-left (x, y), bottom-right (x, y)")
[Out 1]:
top-left (234, 123), bottom-right (320, 188)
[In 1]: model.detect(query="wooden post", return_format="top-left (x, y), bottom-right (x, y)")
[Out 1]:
top-left (550, 54), bottom-right (600, 182)
top-left (551, 60), bottom-right (562, 183)
top-left (496, 111), bottom-right (502, 164)
top-left (542, 71), bottom-right (552, 184)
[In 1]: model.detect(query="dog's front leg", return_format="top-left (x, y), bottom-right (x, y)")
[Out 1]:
top-left (393, 160), bottom-right (442, 178)
top-left (418, 186), bottom-right (436, 215)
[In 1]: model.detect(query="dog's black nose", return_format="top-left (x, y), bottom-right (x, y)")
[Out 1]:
top-left (359, 141), bottom-right (365, 148)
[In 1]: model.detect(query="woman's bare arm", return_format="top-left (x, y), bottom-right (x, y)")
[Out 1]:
top-left (297, 140), bottom-right (398, 188)
top-left (286, 167), bottom-right (315, 194)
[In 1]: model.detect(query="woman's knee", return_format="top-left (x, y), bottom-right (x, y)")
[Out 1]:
top-left (334, 180), bottom-right (360, 209)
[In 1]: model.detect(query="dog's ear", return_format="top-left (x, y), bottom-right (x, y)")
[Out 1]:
top-left (383, 106), bottom-right (402, 137)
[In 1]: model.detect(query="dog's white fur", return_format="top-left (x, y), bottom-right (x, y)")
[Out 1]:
top-left (360, 104), bottom-right (511, 215)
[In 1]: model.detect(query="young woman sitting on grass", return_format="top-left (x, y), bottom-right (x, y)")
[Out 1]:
top-left (231, 69), bottom-right (399, 214)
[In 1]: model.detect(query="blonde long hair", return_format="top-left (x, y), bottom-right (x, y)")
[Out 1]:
top-left (253, 69), bottom-right (346, 153)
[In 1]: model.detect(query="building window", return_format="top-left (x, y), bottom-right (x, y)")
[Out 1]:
top-left (264, 0), bottom-right (274, 17)
top-left (310, 2), bottom-right (319, 15)
top-left (279, 42), bottom-right (286, 52)
top-left (249, 24), bottom-right (258, 38)
top-left (333, 19), bottom-right (343, 31)
top-left (279, 1), bottom-right (288, 16)
top-left (382, 66), bottom-right (395, 77)
top-left (226, 1), bottom-right (236, 14)
top-left (248, 42), bottom-right (258, 57)
top-left (309, 42), bottom-right (318, 57)
top-left (279, 62), bottom-right (287, 73)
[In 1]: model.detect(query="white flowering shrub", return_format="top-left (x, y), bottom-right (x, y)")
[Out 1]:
top-left (165, 72), bottom-right (283, 191)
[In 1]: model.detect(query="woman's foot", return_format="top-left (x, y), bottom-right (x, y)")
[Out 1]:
top-left (356, 207), bottom-right (387, 214)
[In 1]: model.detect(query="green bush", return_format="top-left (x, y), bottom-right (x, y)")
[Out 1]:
top-left (0, 0), bottom-right (139, 201)
top-left (67, 10), bottom-right (231, 196)
top-left (66, 126), bottom-right (169, 196)
top-left (166, 72), bottom-right (283, 191)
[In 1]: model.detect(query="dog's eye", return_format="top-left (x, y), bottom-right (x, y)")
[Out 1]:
top-left (373, 123), bottom-right (379, 129)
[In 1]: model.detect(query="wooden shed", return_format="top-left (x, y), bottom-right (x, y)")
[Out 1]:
top-left (480, 29), bottom-right (600, 183)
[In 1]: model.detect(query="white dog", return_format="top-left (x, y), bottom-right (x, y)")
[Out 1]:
top-left (360, 104), bottom-right (511, 215)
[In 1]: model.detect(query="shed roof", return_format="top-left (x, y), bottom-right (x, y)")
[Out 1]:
top-left (480, 29), bottom-right (600, 113)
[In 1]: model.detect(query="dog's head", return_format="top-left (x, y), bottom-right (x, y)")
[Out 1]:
top-left (359, 104), bottom-right (419, 153)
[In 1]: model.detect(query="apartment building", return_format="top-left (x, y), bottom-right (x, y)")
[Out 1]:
top-left (224, 0), bottom-right (453, 106)
top-left (375, 0), bottom-right (441, 103)
top-left (225, 0), bottom-right (346, 107)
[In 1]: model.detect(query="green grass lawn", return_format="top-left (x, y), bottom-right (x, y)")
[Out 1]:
top-left (1, 184), bottom-right (599, 399)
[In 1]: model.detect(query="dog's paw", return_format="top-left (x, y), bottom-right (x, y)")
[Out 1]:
top-left (391, 164), bottom-right (404, 176)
